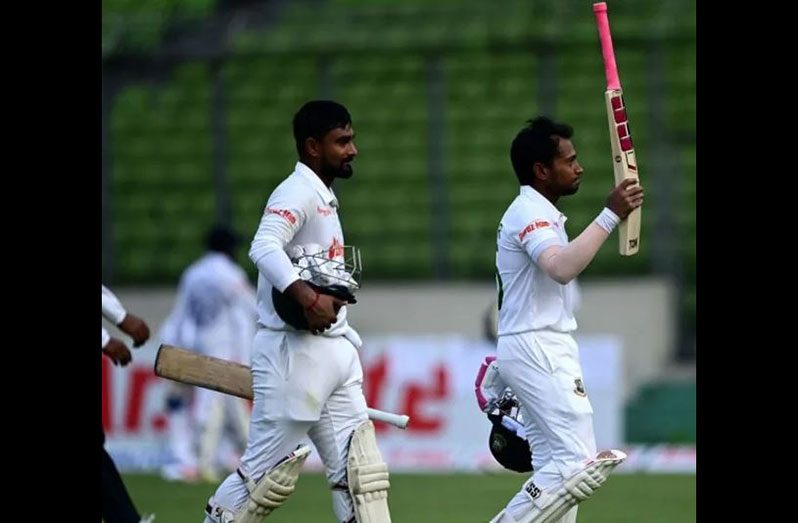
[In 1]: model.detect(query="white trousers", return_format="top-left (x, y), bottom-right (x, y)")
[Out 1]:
top-left (205, 328), bottom-right (368, 522)
top-left (497, 329), bottom-right (596, 521)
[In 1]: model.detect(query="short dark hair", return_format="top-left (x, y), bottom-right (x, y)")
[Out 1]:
top-left (510, 116), bottom-right (574, 185)
top-left (293, 100), bottom-right (352, 156)
top-left (206, 224), bottom-right (240, 255)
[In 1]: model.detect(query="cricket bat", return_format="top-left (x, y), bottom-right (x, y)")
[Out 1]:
top-left (154, 344), bottom-right (411, 429)
top-left (594, 2), bottom-right (641, 256)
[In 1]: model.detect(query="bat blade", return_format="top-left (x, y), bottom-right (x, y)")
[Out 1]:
top-left (155, 344), bottom-right (253, 399)
top-left (605, 89), bottom-right (641, 255)
top-left (594, 2), bottom-right (641, 256)
top-left (154, 344), bottom-right (411, 429)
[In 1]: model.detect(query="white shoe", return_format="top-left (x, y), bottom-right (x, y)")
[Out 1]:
top-left (200, 466), bottom-right (221, 484)
top-left (140, 515), bottom-right (155, 523)
top-left (160, 463), bottom-right (199, 483)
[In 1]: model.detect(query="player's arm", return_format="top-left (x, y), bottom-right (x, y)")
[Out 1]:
top-left (248, 194), bottom-right (342, 331)
top-left (535, 179), bottom-right (643, 284)
top-left (101, 284), bottom-right (127, 324)
top-left (248, 194), bottom-right (307, 292)
top-left (101, 284), bottom-right (150, 347)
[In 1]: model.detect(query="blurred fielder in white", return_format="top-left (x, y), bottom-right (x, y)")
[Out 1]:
top-left (203, 100), bottom-right (391, 523)
top-left (491, 116), bottom-right (643, 522)
top-left (159, 225), bottom-right (257, 483)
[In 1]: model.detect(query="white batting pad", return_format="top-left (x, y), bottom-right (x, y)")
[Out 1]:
top-left (234, 445), bottom-right (311, 523)
top-left (491, 449), bottom-right (626, 523)
top-left (347, 421), bottom-right (392, 523)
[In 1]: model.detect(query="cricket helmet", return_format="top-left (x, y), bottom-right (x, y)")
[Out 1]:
top-left (487, 390), bottom-right (533, 473)
top-left (271, 243), bottom-right (362, 330)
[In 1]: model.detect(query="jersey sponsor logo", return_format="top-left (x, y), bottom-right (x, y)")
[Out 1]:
top-left (317, 206), bottom-right (334, 217)
top-left (266, 208), bottom-right (297, 224)
top-left (574, 378), bottom-right (587, 397)
top-left (518, 220), bottom-right (551, 241)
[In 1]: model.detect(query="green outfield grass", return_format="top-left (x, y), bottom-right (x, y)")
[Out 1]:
top-left (121, 472), bottom-right (696, 522)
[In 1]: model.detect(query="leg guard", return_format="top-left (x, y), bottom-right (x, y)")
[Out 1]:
top-left (222, 445), bottom-right (311, 523)
top-left (347, 421), bottom-right (391, 523)
top-left (491, 449), bottom-right (626, 523)
top-left (558, 506), bottom-right (578, 523)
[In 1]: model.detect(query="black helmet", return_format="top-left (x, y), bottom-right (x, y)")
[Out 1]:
top-left (488, 412), bottom-right (533, 473)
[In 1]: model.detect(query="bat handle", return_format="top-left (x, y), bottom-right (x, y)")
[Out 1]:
top-left (367, 408), bottom-right (410, 429)
top-left (593, 2), bottom-right (621, 91)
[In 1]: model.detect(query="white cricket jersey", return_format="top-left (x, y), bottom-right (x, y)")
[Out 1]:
top-left (249, 161), bottom-right (360, 343)
top-left (159, 252), bottom-right (256, 364)
top-left (101, 284), bottom-right (127, 349)
top-left (102, 284), bottom-right (127, 324)
top-left (496, 185), bottom-right (579, 335)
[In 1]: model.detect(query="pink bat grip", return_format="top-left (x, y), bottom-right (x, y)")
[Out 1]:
top-left (593, 2), bottom-right (621, 91)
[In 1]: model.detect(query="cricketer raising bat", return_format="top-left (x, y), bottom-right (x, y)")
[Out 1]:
top-left (154, 344), bottom-right (411, 430)
top-left (594, 2), bottom-right (641, 256)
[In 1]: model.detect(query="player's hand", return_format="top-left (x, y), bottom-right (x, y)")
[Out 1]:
top-left (118, 313), bottom-right (150, 347)
top-left (606, 178), bottom-right (644, 220)
top-left (103, 337), bottom-right (133, 366)
top-left (304, 294), bottom-right (346, 335)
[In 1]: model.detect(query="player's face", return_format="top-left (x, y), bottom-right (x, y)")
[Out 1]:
top-left (320, 124), bottom-right (358, 179)
top-left (549, 138), bottom-right (583, 196)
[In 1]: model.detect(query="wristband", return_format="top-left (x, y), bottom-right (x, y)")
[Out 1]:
top-left (594, 207), bottom-right (621, 233)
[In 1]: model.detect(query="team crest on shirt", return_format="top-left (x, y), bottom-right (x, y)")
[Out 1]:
top-left (574, 378), bottom-right (587, 397)
top-left (328, 237), bottom-right (344, 259)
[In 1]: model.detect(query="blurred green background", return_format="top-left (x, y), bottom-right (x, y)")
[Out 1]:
top-left (102, 0), bottom-right (696, 444)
